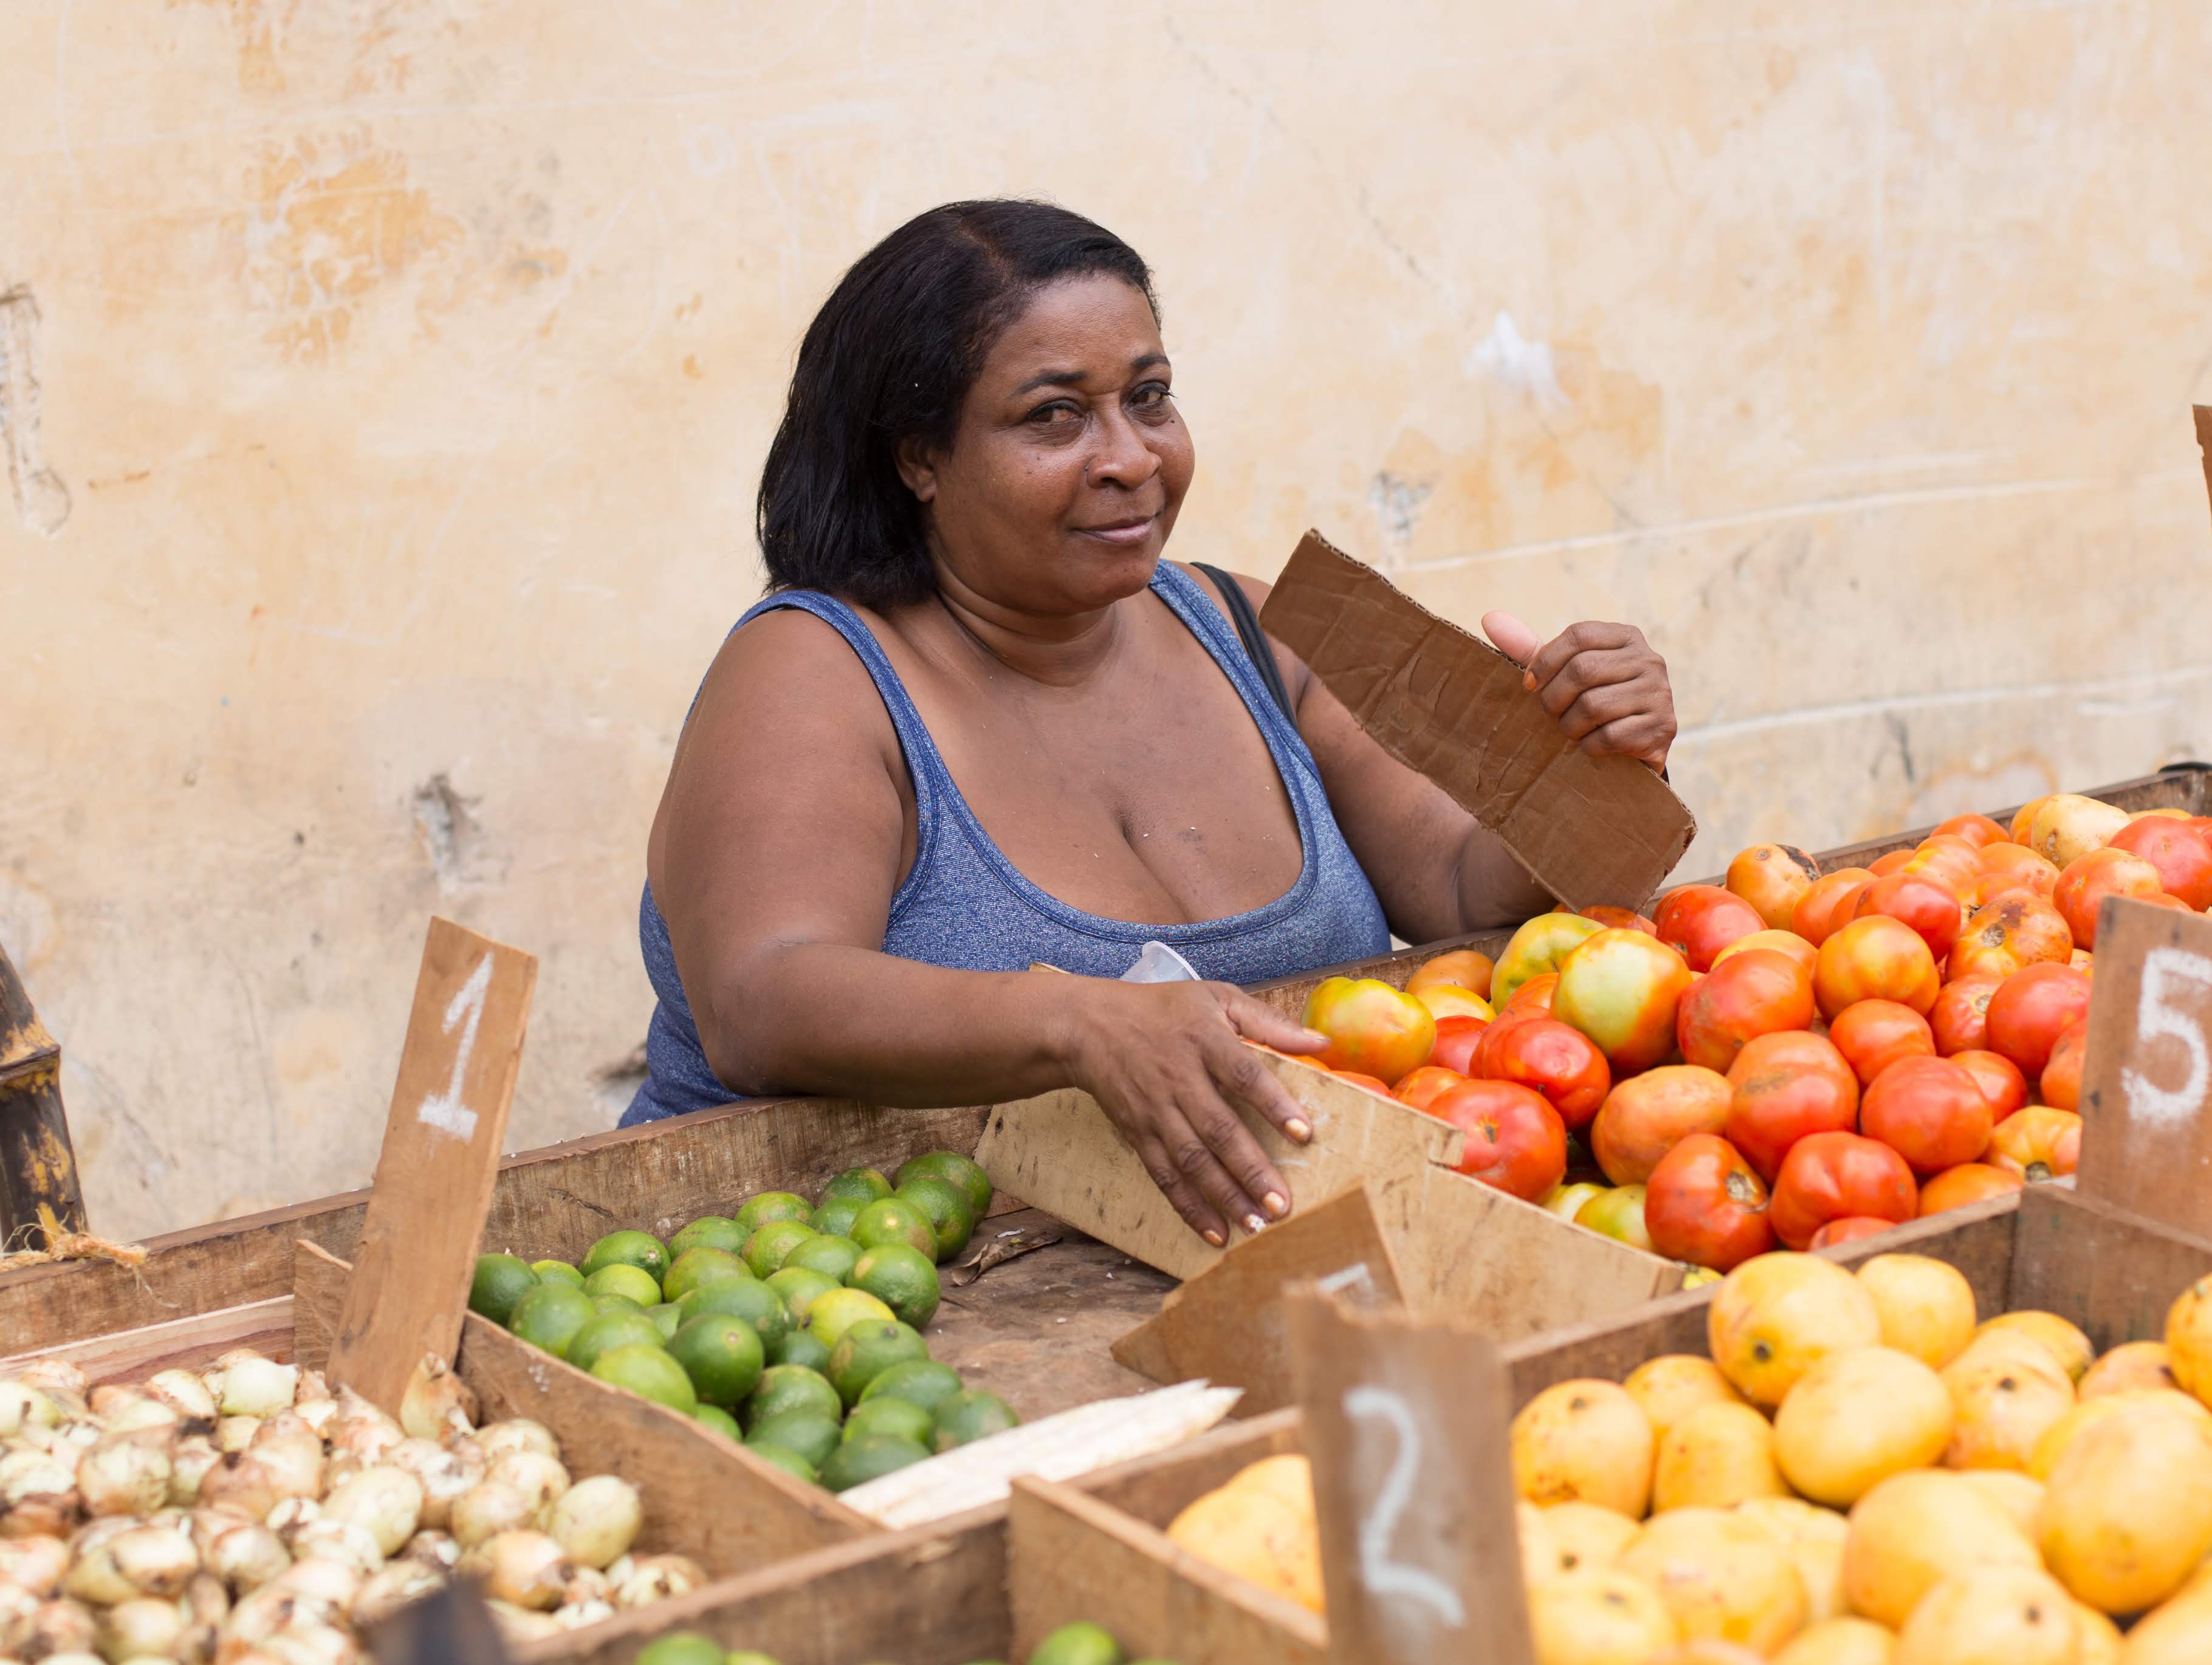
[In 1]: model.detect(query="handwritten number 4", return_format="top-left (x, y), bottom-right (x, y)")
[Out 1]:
top-left (1344, 1385), bottom-right (1467, 1629)
top-left (416, 953), bottom-right (493, 1141)
top-left (2127, 947), bottom-right (2212, 1130)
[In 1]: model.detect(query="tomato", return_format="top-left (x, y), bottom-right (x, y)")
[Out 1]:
top-left (1723, 1030), bottom-right (1860, 1182)
top-left (1725, 843), bottom-right (1821, 931)
top-left (1984, 963), bottom-right (2093, 1079)
top-left (1333, 1071), bottom-right (1393, 1096)
top-left (1712, 930), bottom-right (1819, 978)
top-left (2108, 817), bottom-right (2212, 911)
top-left (1977, 842), bottom-right (2061, 897)
top-left (1407, 949), bottom-right (1495, 1001)
top-left (1426, 1080), bottom-right (1567, 1201)
top-left (1589, 1064), bottom-right (1734, 1186)
top-left (1413, 984), bottom-right (1496, 1022)
top-left (2070, 947), bottom-right (2095, 973)
top-left (1928, 975), bottom-right (2004, 1055)
top-left (2009, 795), bottom-right (2051, 843)
top-left (1827, 999), bottom-right (1935, 1087)
top-left (1579, 905), bottom-right (1658, 935)
top-left (1813, 916), bottom-right (1940, 1019)
top-left (1858, 1056), bottom-right (1994, 1176)
top-left (1428, 1015), bottom-right (1488, 1076)
top-left (1392, 1065), bottom-right (1468, 1113)
top-left (1472, 1008), bottom-right (1545, 1077)
top-left (1491, 913), bottom-right (1605, 1008)
top-left (1654, 884), bottom-right (1766, 973)
top-left (1809, 1217), bottom-right (1896, 1249)
top-left (2038, 1018), bottom-right (2086, 1111)
top-left (1480, 1017), bottom-right (1612, 1133)
top-left (1903, 835), bottom-right (1986, 896)
top-left (1551, 929), bottom-right (1695, 1074)
top-left (1304, 977), bottom-right (1436, 1085)
top-left (1505, 973), bottom-right (1559, 1015)
top-left (1917, 1162), bottom-right (2024, 1217)
top-left (1987, 1105), bottom-right (2083, 1183)
top-left (1644, 1133), bottom-right (1775, 1271)
top-left (1851, 873), bottom-right (1965, 964)
top-left (1770, 1131), bottom-right (1919, 1249)
top-left (1949, 892), bottom-right (2072, 981)
top-left (1934, 813), bottom-right (2008, 850)
top-left (1869, 849), bottom-right (1914, 876)
top-left (1950, 1049), bottom-right (2028, 1119)
top-left (1575, 1184), bottom-right (1654, 1251)
top-left (1791, 867), bottom-right (1877, 946)
top-left (2052, 846), bottom-right (2165, 949)
top-left (1675, 948), bottom-right (1815, 1074)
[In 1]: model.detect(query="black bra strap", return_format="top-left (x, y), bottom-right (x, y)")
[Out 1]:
top-left (1192, 563), bottom-right (1296, 723)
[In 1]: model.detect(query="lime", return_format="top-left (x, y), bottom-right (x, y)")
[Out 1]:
top-left (634, 1634), bottom-right (724, 1665)
top-left (819, 1166), bottom-right (893, 1206)
top-left (591, 1343), bottom-right (698, 1415)
top-left (933, 1389), bottom-right (1020, 1452)
top-left (851, 1198), bottom-right (937, 1262)
top-left (734, 1191), bottom-right (812, 1234)
top-left (898, 1151), bottom-right (995, 1220)
top-left (667, 1313), bottom-right (766, 1407)
top-left (811, 1196), bottom-right (867, 1238)
top-left (584, 1263), bottom-right (664, 1308)
top-left (857, 1359), bottom-right (964, 1417)
top-left (530, 1259), bottom-right (585, 1288)
top-left (566, 1309), bottom-right (665, 1375)
top-left (743, 1220), bottom-right (818, 1279)
top-left (663, 1244), bottom-right (747, 1303)
top-left (592, 1293), bottom-right (645, 1314)
top-left (647, 1302), bottom-right (683, 1341)
top-left (506, 1281), bottom-right (595, 1359)
top-left (841, 1395), bottom-right (934, 1447)
top-left (766, 1266), bottom-right (839, 1325)
top-left (746, 1410), bottom-right (841, 1469)
top-left (827, 1318), bottom-right (929, 1407)
top-left (667, 1215), bottom-right (745, 1258)
top-left (848, 1243), bottom-right (941, 1329)
top-left (807, 1287), bottom-right (896, 1350)
top-left (784, 1234), bottom-right (863, 1283)
top-left (727, 1655), bottom-right (784, 1665)
top-left (677, 1276), bottom-right (791, 1351)
top-left (469, 1254), bottom-right (537, 1326)
top-left (895, 1175), bottom-right (977, 1262)
top-left (744, 1443), bottom-right (818, 1486)
top-left (579, 1229), bottom-right (669, 1285)
top-left (820, 1432), bottom-right (930, 1492)
top-left (742, 1364), bottom-right (843, 1430)
top-left (770, 1328), bottom-right (833, 1373)
top-left (693, 1404), bottom-right (741, 1441)
top-left (1028, 1622), bottom-right (1123, 1665)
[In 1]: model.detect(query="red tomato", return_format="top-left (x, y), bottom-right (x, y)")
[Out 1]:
top-left (1580, 905), bottom-right (1658, 936)
top-left (1917, 1162), bottom-right (2024, 1217)
top-left (1392, 1065), bottom-right (1468, 1113)
top-left (1988, 1105), bottom-right (2083, 1181)
top-left (1589, 1065), bottom-right (1734, 1186)
top-left (1644, 1135), bottom-right (1775, 1271)
top-left (1770, 1131), bottom-right (1919, 1249)
top-left (2039, 1018), bottom-right (2086, 1111)
top-left (1304, 977), bottom-right (1435, 1084)
top-left (1859, 1056), bottom-right (1994, 1176)
top-left (1827, 1000), bottom-right (1936, 1088)
top-left (1934, 813), bottom-right (2008, 850)
top-left (1674, 948), bottom-right (1815, 1074)
top-left (1903, 835), bottom-right (1987, 896)
top-left (1480, 1017), bottom-right (1612, 1133)
top-left (1723, 1031), bottom-right (1861, 1183)
top-left (2052, 847), bottom-right (2165, 949)
top-left (1725, 843), bottom-right (1821, 932)
top-left (1950, 893), bottom-right (2073, 983)
top-left (1977, 843), bottom-right (2062, 898)
top-left (1654, 884), bottom-right (1767, 973)
top-left (2110, 816), bottom-right (2212, 910)
top-left (1426, 1080), bottom-right (1567, 1201)
top-left (1550, 930), bottom-right (1695, 1075)
top-left (1809, 1217), bottom-right (1896, 1249)
top-left (1984, 963), bottom-right (2093, 1079)
top-left (1428, 1015), bottom-right (1488, 1076)
top-left (1791, 868), bottom-right (1876, 947)
top-left (1472, 1008), bottom-right (1545, 1077)
top-left (1869, 850), bottom-right (1914, 876)
top-left (1814, 916), bottom-right (1941, 1019)
top-left (1852, 873), bottom-right (1965, 964)
top-left (1928, 975), bottom-right (2004, 1056)
top-left (1950, 1049), bottom-right (2028, 1119)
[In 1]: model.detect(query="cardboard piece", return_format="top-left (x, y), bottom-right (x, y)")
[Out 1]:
top-left (1112, 1184), bottom-right (1404, 1414)
top-left (2197, 406), bottom-right (2212, 533)
top-left (1287, 1286), bottom-right (1534, 1665)
top-left (328, 918), bottom-right (537, 1412)
top-left (1259, 530), bottom-right (1695, 910)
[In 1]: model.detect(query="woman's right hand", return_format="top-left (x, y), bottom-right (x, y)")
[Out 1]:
top-left (1060, 979), bottom-right (1329, 1248)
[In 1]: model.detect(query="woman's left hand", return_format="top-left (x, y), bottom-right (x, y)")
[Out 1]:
top-left (1483, 613), bottom-right (1676, 771)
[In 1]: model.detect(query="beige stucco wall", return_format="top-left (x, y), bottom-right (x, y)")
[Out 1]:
top-left (4, 1), bottom-right (2210, 1240)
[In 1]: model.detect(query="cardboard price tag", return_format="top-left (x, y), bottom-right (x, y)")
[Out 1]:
top-left (2074, 895), bottom-right (2212, 1235)
top-left (327, 918), bottom-right (537, 1412)
top-left (1287, 1287), bottom-right (1533, 1665)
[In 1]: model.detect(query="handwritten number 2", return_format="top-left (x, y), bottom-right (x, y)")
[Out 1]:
top-left (1344, 1385), bottom-right (1467, 1629)
top-left (416, 953), bottom-right (493, 1141)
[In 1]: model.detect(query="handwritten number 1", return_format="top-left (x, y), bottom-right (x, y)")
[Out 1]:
top-left (416, 953), bottom-right (493, 1141)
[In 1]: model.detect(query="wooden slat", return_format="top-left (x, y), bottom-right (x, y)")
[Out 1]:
top-left (2009, 1184), bottom-right (2212, 1353)
top-left (0, 1295), bottom-right (292, 1382)
top-left (1081, 1407), bottom-right (1305, 1522)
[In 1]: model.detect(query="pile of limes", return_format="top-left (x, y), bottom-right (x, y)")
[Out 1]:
top-left (635, 1619), bottom-right (1183, 1665)
top-left (468, 1150), bottom-right (1018, 1491)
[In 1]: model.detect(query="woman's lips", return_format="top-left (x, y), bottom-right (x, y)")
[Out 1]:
top-left (1075, 515), bottom-right (1157, 546)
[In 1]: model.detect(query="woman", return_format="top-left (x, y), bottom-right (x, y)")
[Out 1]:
top-left (630, 201), bottom-right (1677, 1250)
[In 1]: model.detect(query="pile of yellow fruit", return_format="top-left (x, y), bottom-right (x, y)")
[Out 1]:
top-left (1511, 1251), bottom-right (2212, 1662)
top-left (1162, 1453), bottom-right (1322, 1615)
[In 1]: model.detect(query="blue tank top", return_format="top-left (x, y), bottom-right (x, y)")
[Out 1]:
top-left (622, 562), bottom-right (1391, 1124)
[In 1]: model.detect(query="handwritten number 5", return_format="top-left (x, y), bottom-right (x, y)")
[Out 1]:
top-left (416, 953), bottom-right (493, 1141)
top-left (1344, 1385), bottom-right (1466, 1629)
top-left (2127, 947), bottom-right (2212, 1130)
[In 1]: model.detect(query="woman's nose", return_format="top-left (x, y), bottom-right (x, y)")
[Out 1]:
top-left (1087, 408), bottom-right (1161, 490)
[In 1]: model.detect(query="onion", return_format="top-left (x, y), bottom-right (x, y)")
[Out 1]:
top-left (396, 1359), bottom-right (476, 1444)
top-left (44, 1653), bottom-right (105, 1665)
top-left (260, 1621), bottom-right (359, 1665)
top-left (317, 1455), bottom-right (368, 1495)
top-left (184, 1571), bottom-right (228, 1627)
top-left (486, 1452), bottom-right (568, 1520)
top-left (473, 1421), bottom-right (557, 1464)
top-left (167, 1439), bottom-right (219, 1510)
top-left (216, 1418), bottom-right (260, 1456)
top-left (613, 1554), bottom-right (704, 1608)
top-left (222, 1585), bottom-right (332, 1647)
top-left (543, 1477), bottom-right (638, 1571)
top-left (603, 1553), bottom-right (634, 1587)
top-left (292, 1403), bottom-right (335, 1441)
top-left (196, 1455), bottom-right (275, 1525)
top-left (207, 1522), bottom-right (288, 1595)
top-left (18, 1361), bottom-right (88, 1404)
top-left (60, 1539), bottom-right (133, 1607)
top-left (283, 1520), bottom-right (380, 1579)
top-left (318, 1470), bottom-right (420, 1559)
top-left (143, 1374), bottom-right (216, 1425)
top-left (32, 1596), bottom-right (98, 1658)
top-left (483, 1600), bottom-right (562, 1644)
top-left (398, 1531), bottom-right (457, 1573)
top-left (459, 1530), bottom-right (573, 1611)
top-left (1, 1446), bottom-right (79, 1510)
top-left (324, 1396), bottom-right (400, 1468)
top-left (347, 1561), bottom-right (443, 1630)
top-left (383, 1441), bottom-right (480, 1534)
top-left (95, 1595), bottom-right (184, 1662)
top-left (250, 1411), bottom-right (314, 1447)
top-left (0, 1533), bottom-right (67, 1596)
top-left (87, 1384), bottom-right (149, 1419)
top-left (78, 1440), bottom-right (172, 1517)
top-left (0, 1581), bottom-right (37, 1653)
top-left (264, 1498), bottom-right (321, 1548)
top-left (0, 1382), bottom-right (60, 1438)
top-left (446, 1482), bottom-right (531, 1551)
top-left (270, 1554), bottom-right (361, 1608)
top-left (292, 1372), bottom-right (331, 1408)
top-left (216, 1363), bottom-right (296, 1420)
top-left (560, 1567), bottom-right (611, 1607)
top-left (110, 1523), bottom-right (200, 1598)
top-left (551, 1598), bottom-right (614, 1632)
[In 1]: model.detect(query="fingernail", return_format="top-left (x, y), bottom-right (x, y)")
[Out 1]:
top-left (1203, 1227), bottom-right (1226, 1248)
top-left (1263, 1191), bottom-right (1290, 1219)
top-left (1286, 1117), bottom-right (1311, 1142)
top-left (1243, 1214), bottom-right (1266, 1235)
top-left (1522, 670), bottom-right (1537, 692)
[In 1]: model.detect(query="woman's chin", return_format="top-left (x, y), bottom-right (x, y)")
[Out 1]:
top-left (1065, 532), bottom-right (1164, 601)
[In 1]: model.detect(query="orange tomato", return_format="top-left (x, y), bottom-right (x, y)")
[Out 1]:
top-left (1675, 948), bottom-right (1815, 1074)
top-left (1827, 999), bottom-right (1936, 1087)
top-left (1429, 1014), bottom-right (1488, 1076)
top-left (2052, 846), bottom-right (2165, 949)
top-left (1809, 1216), bottom-right (1896, 1249)
top-left (1949, 892), bottom-right (2073, 982)
top-left (1550, 929), bottom-right (1695, 1075)
top-left (1984, 963), bottom-right (2092, 1079)
top-left (1407, 949), bottom-right (1495, 1001)
top-left (1644, 1134), bottom-right (1775, 1271)
top-left (1934, 813), bottom-right (2008, 849)
top-left (1480, 1017), bottom-right (1612, 1133)
top-left (1590, 1065), bottom-right (1735, 1187)
top-left (1723, 1030), bottom-right (1861, 1183)
top-left (1654, 884), bottom-right (1767, 973)
top-left (1413, 984), bottom-right (1496, 1021)
top-left (1792, 868), bottom-right (1877, 947)
top-left (1903, 834), bottom-right (1986, 894)
top-left (2108, 817), bottom-right (2212, 911)
top-left (1579, 905), bottom-right (1658, 936)
top-left (2038, 1018), bottom-right (2086, 1111)
top-left (2010, 795), bottom-right (2052, 843)
top-left (1951, 1048), bottom-right (2028, 1119)
top-left (1813, 915), bottom-right (1941, 1018)
top-left (1916, 1162), bottom-right (2024, 1216)
top-left (1392, 1065), bottom-right (1469, 1113)
top-left (1870, 848), bottom-right (1915, 876)
top-left (1333, 1071), bottom-right (1393, 1095)
top-left (1425, 1080), bottom-right (1567, 1201)
top-left (1929, 975), bottom-right (2004, 1056)
top-left (1304, 977), bottom-right (1436, 1084)
top-left (1852, 871), bottom-right (1967, 964)
top-left (1725, 843), bottom-right (1821, 931)
top-left (1712, 930), bottom-right (1818, 977)
top-left (1770, 1131), bottom-right (1918, 1249)
top-left (1506, 973), bottom-right (1559, 1014)
top-left (1977, 842), bottom-right (2062, 896)
top-left (1987, 1105), bottom-right (2083, 1182)
top-left (1858, 1056), bottom-right (1994, 1176)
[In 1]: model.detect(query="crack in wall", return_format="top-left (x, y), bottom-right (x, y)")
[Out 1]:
top-left (0, 288), bottom-right (72, 538)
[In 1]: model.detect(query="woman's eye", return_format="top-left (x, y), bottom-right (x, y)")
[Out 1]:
top-left (1130, 383), bottom-right (1174, 414)
top-left (1025, 400), bottom-right (1081, 425)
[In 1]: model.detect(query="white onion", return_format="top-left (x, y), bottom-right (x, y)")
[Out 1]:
top-left (184, 1571), bottom-right (228, 1627)
top-left (45, 1653), bottom-right (105, 1665)
top-left (222, 1585), bottom-right (332, 1647)
top-left (544, 1477), bottom-right (639, 1571)
top-left (486, 1452), bottom-right (568, 1519)
top-left (57, 1418), bottom-right (103, 1452)
top-left (323, 1397), bottom-right (400, 1469)
top-left (483, 1600), bottom-right (561, 1644)
top-left (551, 1598), bottom-right (614, 1632)
top-left (60, 1541), bottom-right (134, 1607)
top-left (167, 1440), bottom-right (219, 1509)
top-left (460, 1531), bottom-right (573, 1611)
top-left (292, 1372), bottom-right (331, 1408)
top-left (0, 1381), bottom-right (60, 1437)
top-left (100, 1401), bottom-right (182, 1441)
top-left (383, 1441), bottom-right (480, 1533)
top-left (0, 1533), bottom-right (67, 1596)
top-left (95, 1595), bottom-right (183, 1662)
top-left (32, 1595), bottom-right (98, 1657)
top-left (260, 1620), bottom-right (359, 1665)
top-left (603, 1553), bottom-right (634, 1587)
top-left (270, 1554), bottom-right (362, 1608)
top-left (264, 1498), bottom-right (321, 1546)
top-left (215, 1418), bottom-right (260, 1456)
top-left (613, 1554), bottom-right (704, 1608)
top-left (396, 1359), bottom-right (476, 1444)
top-left (0, 1446), bottom-right (79, 1508)
top-left (207, 1523), bottom-right (288, 1595)
top-left (143, 1374), bottom-right (216, 1424)
top-left (110, 1524), bottom-right (199, 1598)
top-left (560, 1566), bottom-right (611, 1607)
top-left (291, 1401), bottom-right (335, 1440)
top-left (473, 1421), bottom-right (557, 1464)
top-left (216, 1363), bottom-right (295, 1420)
top-left (445, 1482), bottom-right (531, 1551)
top-left (0, 1581), bottom-right (37, 1653)
top-left (398, 1531), bottom-right (457, 1574)
top-left (78, 1440), bottom-right (173, 1517)
top-left (87, 1384), bottom-right (149, 1419)
top-left (18, 1360), bottom-right (89, 1403)
top-left (346, 1561), bottom-right (443, 1630)
top-left (283, 1520), bottom-right (379, 1580)
top-left (317, 1471), bottom-right (420, 1559)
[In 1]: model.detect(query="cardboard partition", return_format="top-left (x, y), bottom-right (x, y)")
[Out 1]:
top-left (2197, 405), bottom-right (2212, 529)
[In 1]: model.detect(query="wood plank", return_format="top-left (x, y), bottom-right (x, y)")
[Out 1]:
top-left (2009, 1184), bottom-right (2212, 1353)
top-left (0, 1294), bottom-right (292, 1382)
top-left (293, 1240), bottom-right (349, 1371)
top-left (1080, 1408), bottom-right (1306, 1523)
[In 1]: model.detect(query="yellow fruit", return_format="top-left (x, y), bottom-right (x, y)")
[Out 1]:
top-left (1543, 1501), bottom-right (1641, 1575)
top-left (1773, 1616), bottom-right (1896, 1665)
top-left (1774, 1347), bottom-right (1953, 1507)
top-left (2165, 1275), bottom-right (2212, 1405)
top-left (1626, 1355), bottom-right (1748, 1441)
top-left (1841, 1469), bottom-right (2040, 1628)
top-left (2028, 1389), bottom-right (2212, 1480)
top-left (2025, 794), bottom-right (2129, 868)
top-left (2037, 1396), bottom-right (2212, 1615)
top-left (1733, 1497), bottom-right (1848, 1624)
top-left (1856, 1255), bottom-right (1978, 1370)
top-left (2121, 1586), bottom-right (2212, 1664)
top-left (1520, 1500), bottom-right (1564, 1587)
top-left (1891, 1565), bottom-right (2080, 1665)
top-left (1709, 1253), bottom-right (1884, 1409)
top-left (1164, 1481), bottom-right (1323, 1613)
top-left (1645, 1644), bottom-right (1769, 1664)
top-left (2078, 1339), bottom-right (2179, 1399)
top-left (1617, 1506), bottom-right (1807, 1653)
top-left (1527, 1566), bottom-right (1681, 1665)
top-left (1512, 1379), bottom-right (1657, 1518)
top-left (1955, 1469), bottom-right (2043, 1534)
top-left (1654, 1402), bottom-right (1787, 1512)
top-left (1226, 1454), bottom-right (1316, 1515)
top-left (2070, 1601), bottom-right (2122, 1665)
top-left (1940, 1336), bottom-right (2075, 1471)
top-left (1977, 1311), bottom-right (2094, 1383)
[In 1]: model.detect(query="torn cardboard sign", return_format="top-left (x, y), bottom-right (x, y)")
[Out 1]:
top-left (1259, 530), bottom-right (1695, 910)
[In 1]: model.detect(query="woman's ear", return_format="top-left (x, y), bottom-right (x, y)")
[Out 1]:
top-left (893, 433), bottom-right (938, 504)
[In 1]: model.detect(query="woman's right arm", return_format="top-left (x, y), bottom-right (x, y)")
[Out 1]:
top-left (648, 610), bottom-right (1322, 1245)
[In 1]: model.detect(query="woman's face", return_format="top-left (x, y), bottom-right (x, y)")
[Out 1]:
top-left (898, 274), bottom-right (1194, 618)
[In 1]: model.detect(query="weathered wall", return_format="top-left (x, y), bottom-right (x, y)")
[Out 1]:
top-left (4, 1), bottom-right (2210, 1238)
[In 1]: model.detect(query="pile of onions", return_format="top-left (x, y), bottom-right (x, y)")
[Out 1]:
top-left (0, 1351), bottom-right (699, 1661)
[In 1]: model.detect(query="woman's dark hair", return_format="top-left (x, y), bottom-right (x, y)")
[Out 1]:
top-left (757, 199), bottom-right (1157, 609)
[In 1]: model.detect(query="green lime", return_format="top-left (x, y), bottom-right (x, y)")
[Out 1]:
top-left (667, 1215), bottom-right (745, 1258)
top-left (583, 1262), bottom-right (664, 1307)
top-left (933, 1389), bottom-right (1020, 1452)
top-left (566, 1309), bottom-right (666, 1375)
top-left (663, 1244), bottom-right (747, 1303)
top-left (743, 1443), bottom-right (817, 1487)
top-left (766, 1266), bottom-right (839, 1324)
top-left (819, 1166), bottom-right (893, 1206)
top-left (842, 1395), bottom-right (934, 1447)
top-left (506, 1281), bottom-right (595, 1359)
top-left (851, 1198), bottom-right (937, 1262)
top-left (647, 1302), bottom-right (683, 1341)
top-left (858, 1359), bottom-right (964, 1417)
top-left (784, 1234), bottom-right (863, 1283)
top-left (745, 1410), bottom-right (841, 1469)
top-left (897, 1151), bottom-right (995, 1220)
top-left (677, 1276), bottom-right (791, 1351)
top-left (665, 1313), bottom-right (765, 1407)
top-left (743, 1219), bottom-right (818, 1279)
top-left (693, 1404), bottom-right (741, 1441)
top-left (592, 1293), bottom-right (645, 1315)
top-left (727, 1655), bottom-right (785, 1665)
top-left (1027, 1622), bottom-right (1123, 1665)
top-left (634, 1634), bottom-right (724, 1665)
top-left (827, 1319), bottom-right (929, 1407)
top-left (770, 1328), bottom-right (833, 1373)
top-left (820, 1432), bottom-right (930, 1492)
top-left (469, 1254), bottom-right (537, 1326)
top-left (848, 1243), bottom-right (941, 1330)
top-left (806, 1287), bottom-right (895, 1350)
top-left (529, 1259), bottom-right (584, 1288)
top-left (895, 1175), bottom-right (977, 1262)
top-left (734, 1192), bottom-right (813, 1234)
top-left (741, 1364), bottom-right (843, 1430)
top-left (590, 1342), bottom-right (698, 1415)
top-left (579, 1229), bottom-right (670, 1285)
top-left (811, 1196), bottom-right (867, 1238)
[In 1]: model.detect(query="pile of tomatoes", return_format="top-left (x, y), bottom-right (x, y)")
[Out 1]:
top-left (1299, 791), bottom-right (2212, 1272)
